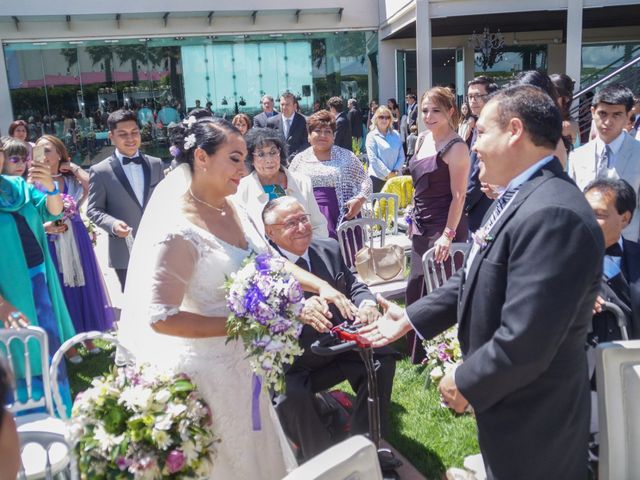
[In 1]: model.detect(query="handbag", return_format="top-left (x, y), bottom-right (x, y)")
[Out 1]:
top-left (354, 244), bottom-right (405, 285)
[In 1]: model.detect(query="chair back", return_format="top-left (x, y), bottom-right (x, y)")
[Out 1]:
top-left (18, 430), bottom-right (74, 480)
top-left (283, 435), bottom-right (383, 480)
top-left (370, 192), bottom-right (400, 234)
top-left (0, 326), bottom-right (53, 416)
top-left (422, 243), bottom-right (470, 294)
top-left (596, 340), bottom-right (640, 480)
top-left (337, 218), bottom-right (386, 271)
top-left (49, 330), bottom-right (134, 419)
top-left (381, 175), bottom-right (414, 209)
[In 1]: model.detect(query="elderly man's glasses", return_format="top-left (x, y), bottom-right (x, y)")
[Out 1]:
top-left (7, 156), bottom-right (26, 164)
top-left (253, 149), bottom-right (280, 160)
top-left (270, 214), bottom-right (311, 231)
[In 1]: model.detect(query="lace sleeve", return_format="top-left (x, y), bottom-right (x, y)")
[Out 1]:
top-left (148, 232), bottom-right (198, 323)
top-left (347, 150), bottom-right (372, 199)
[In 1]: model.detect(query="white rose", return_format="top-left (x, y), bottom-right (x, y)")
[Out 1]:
top-left (430, 366), bottom-right (444, 381)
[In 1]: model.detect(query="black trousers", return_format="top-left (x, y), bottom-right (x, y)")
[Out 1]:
top-left (275, 350), bottom-right (396, 461)
top-left (370, 175), bottom-right (387, 194)
top-left (115, 268), bottom-right (128, 293)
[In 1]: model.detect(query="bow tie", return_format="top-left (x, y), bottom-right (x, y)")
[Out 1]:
top-left (123, 155), bottom-right (142, 165)
top-left (605, 243), bottom-right (623, 257)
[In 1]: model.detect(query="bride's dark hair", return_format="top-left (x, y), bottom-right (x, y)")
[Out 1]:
top-left (169, 118), bottom-right (241, 170)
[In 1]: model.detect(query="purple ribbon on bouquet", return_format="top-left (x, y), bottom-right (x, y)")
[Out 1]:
top-left (252, 373), bottom-right (262, 431)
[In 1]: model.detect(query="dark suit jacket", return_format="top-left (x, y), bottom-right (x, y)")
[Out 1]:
top-left (465, 149), bottom-right (494, 232)
top-left (406, 102), bottom-right (418, 129)
top-left (267, 112), bottom-right (309, 161)
top-left (87, 153), bottom-right (164, 269)
top-left (294, 238), bottom-right (374, 368)
top-left (334, 110), bottom-right (352, 151)
top-left (347, 107), bottom-right (363, 139)
top-left (407, 159), bottom-right (604, 480)
top-left (596, 238), bottom-right (640, 340)
top-left (253, 111), bottom-right (275, 128)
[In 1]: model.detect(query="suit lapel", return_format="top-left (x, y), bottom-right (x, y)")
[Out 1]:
top-left (140, 154), bottom-right (151, 208)
top-left (308, 244), bottom-right (334, 285)
top-left (459, 160), bottom-right (561, 322)
top-left (109, 154), bottom-right (142, 210)
top-left (614, 134), bottom-right (634, 179)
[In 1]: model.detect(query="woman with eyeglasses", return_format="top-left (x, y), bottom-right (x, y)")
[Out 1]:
top-left (236, 127), bottom-right (328, 237)
top-left (289, 110), bottom-right (372, 240)
top-left (365, 105), bottom-right (405, 193)
top-left (0, 136), bottom-right (75, 415)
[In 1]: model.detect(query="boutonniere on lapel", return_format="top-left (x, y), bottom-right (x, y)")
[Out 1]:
top-left (471, 225), bottom-right (494, 251)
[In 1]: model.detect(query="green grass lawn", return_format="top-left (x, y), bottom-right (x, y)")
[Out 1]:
top-left (67, 339), bottom-right (479, 479)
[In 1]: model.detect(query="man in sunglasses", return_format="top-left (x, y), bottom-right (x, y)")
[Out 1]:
top-left (263, 196), bottom-right (397, 462)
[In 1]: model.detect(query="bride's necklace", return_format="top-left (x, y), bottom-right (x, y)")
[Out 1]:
top-left (189, 188), bottom-right (226, 216)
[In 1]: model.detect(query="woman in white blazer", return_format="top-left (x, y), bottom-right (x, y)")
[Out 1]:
top-left (237, 128), bottom-right (329, 238)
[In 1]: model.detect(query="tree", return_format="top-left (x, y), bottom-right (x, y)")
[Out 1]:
top-left (86, 46), bottom-right (114, 84)
top-left (114, 44), bottom-right (148, 84)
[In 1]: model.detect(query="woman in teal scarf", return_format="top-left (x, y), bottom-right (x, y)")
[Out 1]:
top-left (0, 146), bottom-right (75, 415)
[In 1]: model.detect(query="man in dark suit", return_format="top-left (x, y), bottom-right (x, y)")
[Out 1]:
top-left (464, 76), bottom-right (499, 232)
top-left (404, 94), bottom-right (418, 131)
top-left (347, 99), bottom-right (363, 145)
top-left (267, 92), bottom-right (309, 161)
top-left (584, 178), bottom-right (640, 471)
top-left (362, 86), bottom-right (604, 479)
top-left (253, 95), bottom-right (278, 128)
top-left (263, 196), bottom-right (396, 462)
top-left (87, 109), bottom-right (165, 291)
top-left (327, 96), bottom-right (352, 151)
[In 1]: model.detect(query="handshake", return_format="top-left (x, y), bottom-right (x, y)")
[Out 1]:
top-left (300, 293), bottom-right (470, 413)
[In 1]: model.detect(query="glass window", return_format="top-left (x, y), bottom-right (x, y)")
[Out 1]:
top-left (474, 45), bottom-right (548, 84)
top-left (581, 42), bottom-right (640, 84)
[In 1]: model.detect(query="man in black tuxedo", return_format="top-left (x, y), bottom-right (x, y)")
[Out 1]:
top-left (327, 96), bottom-right (352, 151)
top-left (362, 86), bottom-right (604, 479)
top-left (267, 92), bottom-right (309, 161)
top-left (584, 178), bottom-right (640, 470)
top-left (263, 197), bottom-right (396, 462)
top-left (87, 109), bottom-right (164, 291)
top-left (464, 76), bottom-right (499, 232)
top-left (253, 95), bottom-right (278, 128)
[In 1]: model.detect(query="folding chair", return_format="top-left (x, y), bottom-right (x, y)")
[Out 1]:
top-left (421, 243), bottom-right (470, 294)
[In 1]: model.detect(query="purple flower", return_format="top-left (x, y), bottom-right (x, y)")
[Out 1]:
top-left (244, 286), bottom-right (264, 316)
top-left (256, 303), bottom-right (276, 323)
top-left (251, 337), bottom-right (270, 349)
top-left (116, 456), bottom-right (130, 471)
top-left (255, 254), bottom-right (272, 273)
top-left (166, 449), bottom-right (186, 474)
top-left (169, 145), bottom-right (181, 158)
top-left (270, 317), bottom-right (292, 334)
top-left (287, 279), bottom-right (304, 304)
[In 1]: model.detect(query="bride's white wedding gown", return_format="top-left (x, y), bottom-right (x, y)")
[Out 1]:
top-left (119, 194), bottom-right (296, 479)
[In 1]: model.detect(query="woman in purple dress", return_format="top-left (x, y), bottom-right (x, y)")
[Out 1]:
top-left (406, 87), bottom-right (470, 362)
top-left (37, 135), bottom-right (114, 360)
top-left (289, 110), bottom-right (372, 240)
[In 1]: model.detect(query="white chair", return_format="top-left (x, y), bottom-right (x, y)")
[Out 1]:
top-left (283, 435), bottom-right (383, 480)
top-left (595, 340), bottom-right (640, 480)
top-left (368, 193), bottom-right (412, 253)
top-left (50, 330), bottom-right (133, 419)
top-left (421, 243), bottom-right (470, 294)
top-left (337, 218), bottom-right (408, 300)
top-left (0, 327), bottom-right (76, 479)
top-left (18, 431), bottom-right (73, 480)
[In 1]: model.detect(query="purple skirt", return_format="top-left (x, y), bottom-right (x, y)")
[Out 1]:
top-left (47, 214), bottom-right (115, 333)
top-left (313, 187), bottom-right (341, 240)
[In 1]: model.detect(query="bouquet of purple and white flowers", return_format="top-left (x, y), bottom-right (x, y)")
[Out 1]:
top-left (60, 192), bottom-right (78, 222)
top-left (225, 253), bottom-right (305, 395)
top-left (422, 326), bottom-right (462, 388)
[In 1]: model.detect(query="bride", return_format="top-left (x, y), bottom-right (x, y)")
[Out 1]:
top-left (117, 118), bottom-right (355, 478)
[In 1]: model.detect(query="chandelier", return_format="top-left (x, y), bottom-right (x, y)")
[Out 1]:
top-left (469, 27), bottom-right (505, 70)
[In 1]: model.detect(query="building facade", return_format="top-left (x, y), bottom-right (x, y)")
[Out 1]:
top-left (0, 0), bottom-right (638, 162)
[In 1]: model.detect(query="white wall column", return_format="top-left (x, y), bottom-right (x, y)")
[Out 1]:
top-left (566, 0), bottom-right (584, 91)
top-left (415, 0), bottom-right (431, 131)
top-left (377, 38), bottom-right (397, 105)
top-left (0, 46), bottom-right (13, 135)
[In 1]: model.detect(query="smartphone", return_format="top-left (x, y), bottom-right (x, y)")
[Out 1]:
top-left (32, 144), bottom-right (46, 164)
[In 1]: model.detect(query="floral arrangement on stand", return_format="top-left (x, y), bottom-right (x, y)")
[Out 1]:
top-left (70, 364), bottom-right (217, 479)
top-left (422, 326), bottom-right (462, 390)
top-left (225, 253), bottom-right (305, 429)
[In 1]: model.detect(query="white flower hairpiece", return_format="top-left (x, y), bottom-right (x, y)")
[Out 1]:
top-left (183, 115), bottom-right (197, 128)
top-left (184, 133), bottom-right (197, 151)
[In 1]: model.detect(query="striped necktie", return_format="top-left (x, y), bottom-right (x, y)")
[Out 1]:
top-left (482, 186), bottom-right (520, 231)
top-left (597, 145), bottom-right (612, 177)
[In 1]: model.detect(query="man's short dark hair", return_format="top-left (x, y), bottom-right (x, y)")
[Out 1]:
top-left (592, 85), bottom-right (634, 112)
top-left (468, 75), bottom-right (499, 94)
top-left (584, 178), bottom-right (637, 220)
top-left (107, 109), bottom-right (139, 131)
top-left (405, 94), bottom-right (417, 101)
top-left (326, 96), bottom-right (344, 113)
top-left (488, 85), bottom-right (562, 150)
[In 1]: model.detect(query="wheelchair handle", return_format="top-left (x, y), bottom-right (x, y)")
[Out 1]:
top-left (311, 334), bottom-right (358, 356)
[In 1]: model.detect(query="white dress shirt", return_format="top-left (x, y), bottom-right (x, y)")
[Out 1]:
top-left (115, 149), bottom-right (145, 206)
top-left (282, 114), bottom-right (294, 138)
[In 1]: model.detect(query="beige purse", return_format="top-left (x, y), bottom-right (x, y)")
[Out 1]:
top-left (354, 244), bottom-right (405, 285)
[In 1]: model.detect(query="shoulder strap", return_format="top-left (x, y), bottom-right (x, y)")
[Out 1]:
top-left (438, 137), bottom-right (465, 157)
